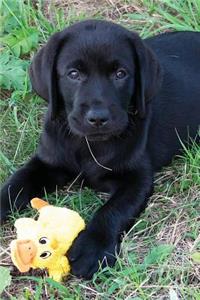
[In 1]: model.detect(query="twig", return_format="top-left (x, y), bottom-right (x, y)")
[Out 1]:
top-left (85, 137), bottom-right (112, 171)
top-left (66, 172), bottom-right (83, 193)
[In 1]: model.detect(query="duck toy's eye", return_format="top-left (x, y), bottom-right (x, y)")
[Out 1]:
top-left (40, 251), bottom-right (51, 259)
top-left (39, 237), bottom-right (49, 244)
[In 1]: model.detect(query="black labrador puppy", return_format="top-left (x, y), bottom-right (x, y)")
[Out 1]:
top-left (1, 20), bottom-right (200, 279)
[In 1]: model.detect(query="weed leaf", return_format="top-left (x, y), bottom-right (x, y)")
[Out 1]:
top-left (1, 28), bottom-right (38, 57)
top-left (0, 0), bottom-right (20, 34)
top-left (191, 252), bottom-right (200, 263)
top-left (144, 244), bottom-right (174, 268)
top-left (0, 266), bottom-right (11, 295)
top-left (0, 51), bottom-right (29, 90)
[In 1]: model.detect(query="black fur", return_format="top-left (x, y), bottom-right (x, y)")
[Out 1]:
top-left (1, 20), bottom-right (200, 279)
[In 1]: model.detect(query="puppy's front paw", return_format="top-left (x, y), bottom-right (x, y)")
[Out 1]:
top-left (67, 229), bottom-right (119, 279)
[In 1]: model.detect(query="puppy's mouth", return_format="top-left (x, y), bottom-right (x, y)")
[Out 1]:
top-left (86, 133), bottom-right (111, 141)
top-left (70, 124), bottom-right (118, 141)
top-left (68, 115), bottom-right (128, 141)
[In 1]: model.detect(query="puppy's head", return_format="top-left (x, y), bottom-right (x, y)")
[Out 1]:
top-left (30, 20), bottom-right (161, 141)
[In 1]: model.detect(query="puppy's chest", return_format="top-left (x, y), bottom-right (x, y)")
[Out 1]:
top-left (39, 132), bottom-right (135, 177)
top-left (77, 142), bottom-right (134, 176)
top-left (77, 146), bottom-right (112, 175)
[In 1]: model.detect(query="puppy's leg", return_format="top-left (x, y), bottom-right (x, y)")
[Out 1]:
top-left (68, 165), bottom-right (153, 279)
top-left (0, 155), bottom-right (73, 221)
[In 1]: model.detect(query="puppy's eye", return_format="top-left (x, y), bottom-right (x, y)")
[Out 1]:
top-left (115, 69), bottom-right (127, 79)
top-left (40, 251), bottom-right (51, 259)
top-left (39, 237), bottom-right (48, 244)
top-left (68, 69), bottom-right (80, 80)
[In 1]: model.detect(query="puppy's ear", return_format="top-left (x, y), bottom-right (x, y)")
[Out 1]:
top-left (29, 32), bottom-right (65, 119)
top-left (130, 33), bottom-right (162, 118)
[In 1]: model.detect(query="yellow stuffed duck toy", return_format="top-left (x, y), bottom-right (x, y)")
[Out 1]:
top-left (10, 198), bottom-right (85, 282)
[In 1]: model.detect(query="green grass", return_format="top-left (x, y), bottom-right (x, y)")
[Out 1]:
top-left (0, 0), bottom-right (200, 299)
top-left (124, 0), bottom-right (200, 37)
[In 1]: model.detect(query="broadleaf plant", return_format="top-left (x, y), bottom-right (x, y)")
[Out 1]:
top-left (1, 27), bottom-right (39, 57)
top-left (0, 266), bottom-right (11, 296)
top-left (0, 51), bottom-right (30, 90)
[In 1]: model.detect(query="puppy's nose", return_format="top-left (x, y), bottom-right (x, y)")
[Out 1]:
top-left (86, 109), bottom-right (109, 127)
